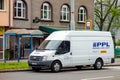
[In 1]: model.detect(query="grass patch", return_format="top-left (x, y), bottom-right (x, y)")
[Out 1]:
top-left (115, 55), bottom-right (120, 58)
top-left (0, 62), bottom-right (29, 70)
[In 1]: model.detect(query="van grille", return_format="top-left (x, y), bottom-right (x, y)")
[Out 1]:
top-left (30, 56), bottom-right (43, 61)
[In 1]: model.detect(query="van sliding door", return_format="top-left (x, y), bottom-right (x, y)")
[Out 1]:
top-left (70, 37), bottom-right (91, 65)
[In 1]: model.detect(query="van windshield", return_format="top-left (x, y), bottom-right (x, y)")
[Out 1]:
top-left (37, 40), bottom-right (62, 50)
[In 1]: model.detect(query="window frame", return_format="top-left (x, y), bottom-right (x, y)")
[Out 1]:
top-left (0, 36), bottom-right (3, 51)
top-left (78, 6), bottom-right (87, 23)
top-left (56, 41), bottom-right (70, 55)
top-left (14, 0), bottom-right (27, 19)
top-left (41, 2), bottom-right (52, 21)
top-left (0, 0), bottom-right (5, 11)
top-left (60, 4), bottom-right (70, 22)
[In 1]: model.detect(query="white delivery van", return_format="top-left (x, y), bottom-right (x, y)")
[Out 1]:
top-left (28, 31), bottom-right (115, 72)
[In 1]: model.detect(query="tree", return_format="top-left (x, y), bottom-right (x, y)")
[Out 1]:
top-left (95, 0), bottom-right (120, 31)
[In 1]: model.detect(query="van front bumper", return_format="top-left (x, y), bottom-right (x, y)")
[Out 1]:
top-left (28, 60), bottom-right (53, 69)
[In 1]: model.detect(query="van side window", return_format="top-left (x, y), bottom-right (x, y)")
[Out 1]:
top-left (56, 41), bottom-right (70, 55)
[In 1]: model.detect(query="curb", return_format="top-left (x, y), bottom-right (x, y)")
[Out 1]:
top-left (104, 64), bottom-right (120, 67)
top-left (0, 68), bottom-right (31, 73)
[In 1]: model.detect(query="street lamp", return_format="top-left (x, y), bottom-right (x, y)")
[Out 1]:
top-left (70, 0), bottom-right (75, 30)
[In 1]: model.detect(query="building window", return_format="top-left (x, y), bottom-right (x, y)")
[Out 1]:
top-left (78, 7), bottom-right (87, 22)
top-left (14, 0), bottom-right (27, 19)
top-left (60, 5), bottom-right (70, 22)
top-left (0, 0), bottom-right (5, 10)
top-left (41, 2), bottom-right (52, 20)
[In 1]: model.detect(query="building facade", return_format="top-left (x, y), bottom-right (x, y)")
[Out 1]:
top-left (9, 0), bottom-right (32, 59)
top-left (0, 0), bottom-right (13, 59)
top-left (31, 0), bottom-right (94, 30)
top-left (1, 0), bottom-right (94, 60)
top-left (5, 0), bottom-right (43, 60)
top-left (12, 0), bottom-right (32, 29)
top-left (1, 0), bottom-right (33, 60)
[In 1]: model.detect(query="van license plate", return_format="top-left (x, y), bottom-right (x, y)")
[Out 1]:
top-left (32, 62), bottom-right (37, 65)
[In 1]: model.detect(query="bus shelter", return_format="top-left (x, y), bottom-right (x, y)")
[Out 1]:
top-left (4, 29), bottom-right (43, 62)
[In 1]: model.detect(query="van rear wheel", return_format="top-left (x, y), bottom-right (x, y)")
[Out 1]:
top-left (94, 59), bottom-right (103, 70)
top-left (51, 61), bottom-right (62, 72)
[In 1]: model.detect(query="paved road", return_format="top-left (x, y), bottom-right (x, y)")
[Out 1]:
top-left (1, 66), bottom-right (120, 80)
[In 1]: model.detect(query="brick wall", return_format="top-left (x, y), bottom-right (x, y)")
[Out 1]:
top-left (11, 0), bottom-right (94, 30)
top-left (12, 0), bottom-right (32, 29)
top-left (32, 0), bottom-right (94, 30)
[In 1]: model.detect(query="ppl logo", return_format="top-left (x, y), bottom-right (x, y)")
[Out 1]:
top-left (93, 42), bottom-right (110, 49)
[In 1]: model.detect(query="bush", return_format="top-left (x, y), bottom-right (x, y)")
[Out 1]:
top-left (4, 49), bottom-right (10, 60)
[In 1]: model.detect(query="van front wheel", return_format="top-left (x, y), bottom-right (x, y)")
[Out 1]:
top-left (94, 59), bottom-right (103, 70)
top-left (51, 61), bottom-right (62, 72)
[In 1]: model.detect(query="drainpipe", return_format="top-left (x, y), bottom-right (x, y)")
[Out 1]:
top-left (70, 0), bottom-right (75, 30)
top-left (9, 0), bottom-right (11, 28)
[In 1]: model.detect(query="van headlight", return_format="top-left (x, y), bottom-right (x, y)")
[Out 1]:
top-left (42, 56), bottom-right (48, 61)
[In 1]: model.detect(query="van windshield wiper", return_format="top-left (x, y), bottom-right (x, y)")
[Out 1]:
top-left (36, 48), bottom-right (56, 50)
top-left (44, 49), bottom-right (56, 50)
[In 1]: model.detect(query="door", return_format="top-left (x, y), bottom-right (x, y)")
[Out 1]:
top-left (70, 37), bottom-right (91, 66)
top-left (55, 41), bottom-right (72, 67)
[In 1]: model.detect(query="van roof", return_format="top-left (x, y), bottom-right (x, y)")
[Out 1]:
top-left (46, 31), bottom-right (112, 40)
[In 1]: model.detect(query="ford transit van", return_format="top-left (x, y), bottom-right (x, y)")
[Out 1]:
top-left (28, 31), bottom-right (115, 72)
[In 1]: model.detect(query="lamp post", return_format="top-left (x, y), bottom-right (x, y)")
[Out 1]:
top-left (70, 0), bottom-right (75, 30)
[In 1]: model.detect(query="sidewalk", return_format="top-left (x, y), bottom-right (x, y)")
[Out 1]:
top-left (105, 58), bottom-right (120, 66)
